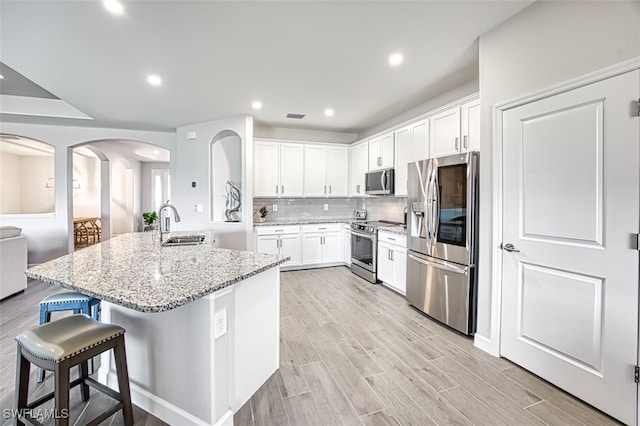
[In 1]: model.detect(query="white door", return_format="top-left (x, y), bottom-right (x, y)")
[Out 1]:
top-left (254, 142), bottom-right (279, 197)
top-left (394, 126), bottom-right (411, 196)
top-left (410, 120), bottom-right (429, 162)
top-left (461, 99), bottom-right (480, 152)
top-left (322, 231), bottom-right (342, 263)
top-left (304, 145), bottom-right (327, 197)
top-left (255, 235), bottom-right (279, 256)
top-left (279, 234), bottom-right (302, 266)
top-left (350, 143), bottom-right (368, 196)
top-left (343, 229), bottom-right (351, 265)
top-left (380, 132), bottom-right (394, 169)
top-left (326, 146), bottom-right (349, 197)
top-left (280, 143), bottom-right (304, 197)
top-left (302, 233), bottom-right (323, 264)
top-left (501, 70), bottom-right (639, 425)
top-left (368, 137), bottom-right (382, 170)
top-left (377, 242), bottom-right (393, 285)
top-left (430, 107), bottom-right (460, 158)
top-left (392, 247), bottom-right (407, 295)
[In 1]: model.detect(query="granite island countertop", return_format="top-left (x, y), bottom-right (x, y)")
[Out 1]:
top-left (26, 231), bottom-right (287, 313)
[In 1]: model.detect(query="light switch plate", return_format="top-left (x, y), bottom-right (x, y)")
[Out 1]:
top-left (324, 204), bottom-right (329, 211)
top-left (195, 204), bottom-right (204, 213)
top-left (272, 204), bottom-right (278, 212)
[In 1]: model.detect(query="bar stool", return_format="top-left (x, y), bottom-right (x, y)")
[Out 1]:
top-left (14, 314), bottom-right (134, 426)
top-left (38, 292), bottom-right (101, 382)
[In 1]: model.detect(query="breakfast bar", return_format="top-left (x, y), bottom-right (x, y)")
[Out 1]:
top-left (25, 231), bottom-right (286, 426)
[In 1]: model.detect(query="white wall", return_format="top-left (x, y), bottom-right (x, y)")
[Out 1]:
top-left (475, 0), bottom-right (640, 351)
top-left (174, 116), bottom-right (253, 250)
top-left (0, 151), bottom-right (21, 214)
top-left (72, 151), bottom-right (101, 218)
top-left (0, 122), bottom-right (175, 264)
top-left (20, 156), bottom-right (55, 214)
top-left (254, 126), bottom-right (357, 144)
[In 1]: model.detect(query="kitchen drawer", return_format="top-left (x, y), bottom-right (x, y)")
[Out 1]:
top-left (301, 223), bottom-right (342, 233)
top-left (378, 231), bottom-right (407, 247)
top-left (255, 225), bottom-right (301, 235)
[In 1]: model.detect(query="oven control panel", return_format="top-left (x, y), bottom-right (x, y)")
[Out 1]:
top-left (350, 222), bottom-right (376, 234)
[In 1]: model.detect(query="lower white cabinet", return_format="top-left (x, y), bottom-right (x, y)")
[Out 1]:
top-left (343, 225), bottom-right (351, 265)
top-left (377, 231), bottom-right (407, 295)
top-left (302, 224), bottom-right (342, 265)
top-left (255, 225), bottom-right (302, 267)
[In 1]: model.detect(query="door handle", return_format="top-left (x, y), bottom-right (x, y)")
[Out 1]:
top-left (463, 135), bottom-right (468, 149)
top-left (356, 184), bottom-right (360, 194)
top-left (455, 137), bottom-right (459, 151)
top-left (329, 185), bottom-right (332, 194)
top-left (324, 185), bottom-right (327, 194)
top-left (281, 185), bottom-right (284, 194)
top-left (275, 185), bottom-right (279, 194)
top-left (502, 243), bottom-right (520, 252)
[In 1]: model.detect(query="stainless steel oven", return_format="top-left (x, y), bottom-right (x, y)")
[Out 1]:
top-left (350, 223), bottom-right (377, 283)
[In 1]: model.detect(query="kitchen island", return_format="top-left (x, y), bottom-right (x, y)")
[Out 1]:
top-left (26, 231), bottom-right (286, 426)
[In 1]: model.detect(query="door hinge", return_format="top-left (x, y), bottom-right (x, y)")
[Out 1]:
top-left (635, 365), bottom-right (639, 383)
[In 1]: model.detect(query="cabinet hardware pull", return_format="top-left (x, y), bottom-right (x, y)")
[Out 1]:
top-left (455, 137), bottom-right (459, 151)
top-left (319, 227), bottom-right (327, 230)
top-left (463, 135), bottom-right (468, 149)
top-left (275, 230), bottom-right (283, 232)
top-left (281, 185), bottom-right (284, 194)
top-left (329, 185), bottom-right (332, 194)
top-left (275, 185), bottom-right (279, 194)
top-left (390, 250), bottom-right (394, 261)
top-left (324, 185), bottom-right (327, 194)
top-left (388, 237), bottom-right (395, 241)
top-left (356, 184), bottom-right (360, 193)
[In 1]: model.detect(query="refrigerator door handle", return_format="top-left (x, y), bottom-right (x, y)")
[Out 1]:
top-left (432, 168), bottom-right (440, 246)
top-left (408, 252), bottom-right (469, 275)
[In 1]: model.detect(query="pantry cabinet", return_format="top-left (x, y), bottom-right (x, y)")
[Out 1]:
top-left (350, 142), bottom-right (368, 196)
top-left (377, 231), bottom-right (407, 295)
top-left (254, 141), bottom-right (304, 197)
top-left (305, 145), bottom-right (349, 197)
top-left (429, 98), bottom-right (480, 158)
top-left (368, 132), bottom-right (394, 171)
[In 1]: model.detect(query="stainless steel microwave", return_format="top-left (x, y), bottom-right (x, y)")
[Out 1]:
top-left (365, 168), bottom-right (394, 195)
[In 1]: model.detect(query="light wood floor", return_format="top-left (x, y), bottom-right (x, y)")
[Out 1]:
top-left (0, 267), bottom-right (621, 425)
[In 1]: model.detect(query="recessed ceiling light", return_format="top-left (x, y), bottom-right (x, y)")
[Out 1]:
top-left (252, 101), bottom-right (262, 110)
top-left (0, 75), bottom-right (5, 80)
top-left (103, 0), bottom-right (124, 15)
top-left (389, 53), bottom-right (404, 66)
top-left (324, 108), bottom-right (334, 117)
top-left (147, 75), bottom-right (163, 86)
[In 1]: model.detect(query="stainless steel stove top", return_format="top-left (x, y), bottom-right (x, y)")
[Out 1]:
top-left (350, 220), bottom-right (403, 234)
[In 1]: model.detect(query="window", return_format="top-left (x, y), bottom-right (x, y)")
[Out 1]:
top-left (151, 169), bottom-right (171, 212)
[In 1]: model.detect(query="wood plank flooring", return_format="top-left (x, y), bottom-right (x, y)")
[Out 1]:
top-left (0, 266), bottom-right (622, 425)
top-left (236, 267), bottom-right (622, 426)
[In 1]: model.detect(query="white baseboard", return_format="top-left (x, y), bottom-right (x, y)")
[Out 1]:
top-left (473, 333), bottom-right (500, 357)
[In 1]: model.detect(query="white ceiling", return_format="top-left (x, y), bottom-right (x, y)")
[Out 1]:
top-left (0, 0), bottom-right (533, 134)
top-left (0, 136), bottom-right (54, 156)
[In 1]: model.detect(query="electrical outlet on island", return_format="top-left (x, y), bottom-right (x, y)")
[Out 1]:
top-left (214, 309), bottom-right (227, 339)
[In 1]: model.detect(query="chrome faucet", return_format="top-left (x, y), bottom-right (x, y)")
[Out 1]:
top-left (158, 200), bottom-right (181, 244)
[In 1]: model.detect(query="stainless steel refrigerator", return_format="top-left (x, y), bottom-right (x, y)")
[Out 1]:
top-left (406, 152), bottom-right (479, 335)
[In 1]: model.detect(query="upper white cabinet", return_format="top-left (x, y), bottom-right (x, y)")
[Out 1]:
top-left (350, 142), bottom-right (368, 197)
top-left (461, 99), bottom-right (480, 152)
top-left (394, 119), bottom-right (429, 196)
top-left (254, 141), bottom-right (304, 197)
top-left (430, 99), bottom-right (480, 158)
top-left (304, 145), bottom-right (349, 197)
top-left (368, 132), bottom-right (394, 171)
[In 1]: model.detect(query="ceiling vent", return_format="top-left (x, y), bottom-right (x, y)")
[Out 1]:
top-left (286, 113), bottom-right (306, 119)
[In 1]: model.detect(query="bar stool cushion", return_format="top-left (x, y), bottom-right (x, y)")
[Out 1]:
top-left (16, 314), bottom-right (124, 363)
top-left (40, 291), bottom-right (92, 305)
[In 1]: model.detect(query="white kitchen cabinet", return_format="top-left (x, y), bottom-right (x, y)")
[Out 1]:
top-left (254, 141), bottom-right (304, 197)
top-left (301, 224), bottom-right (342, 265)
top-left (255, 225), bottom-right (302, 267)
top-left (394, 119), bottom-right (429, 196)
top-left (368, 132), bottom-right (394, 171)
top-left (343, 225), bottom-right (351, 265)
top-left (304, 145), bottom-right (348, 197)
top-left (349, 142), bottom-right (368, 197)
top-left (377, 231), bottom-right (407, 295)
top-left (429, 98), bottom-right (480, 158)
top-left (461, 99), bottom-right (480, 152)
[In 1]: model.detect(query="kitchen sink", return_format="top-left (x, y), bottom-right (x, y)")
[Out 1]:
top-left (161, 234), bottom-right (205, 247)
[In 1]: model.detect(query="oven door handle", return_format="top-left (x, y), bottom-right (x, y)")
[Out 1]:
top-left (351, 230), bottom-right (376, 240)
top-left (408, 252), bottom-right (468, 275)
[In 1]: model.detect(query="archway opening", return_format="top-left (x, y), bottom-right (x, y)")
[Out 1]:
top-left (210, 130), bottom-right (242, 223)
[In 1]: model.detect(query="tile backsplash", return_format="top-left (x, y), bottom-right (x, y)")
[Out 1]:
top-left (253, 197), bottom-right (407, 223)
